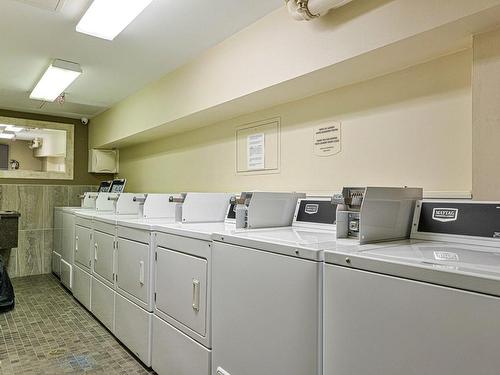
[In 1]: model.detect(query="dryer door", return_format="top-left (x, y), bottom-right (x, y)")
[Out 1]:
top-left (93, 230), bottom-right (115, 286)
top-left (155, 247), bottom-right (208, 337)
top-left (116, 237), bottom-right (151, 309)
top-left (74, 225), bottom-right (92, 271)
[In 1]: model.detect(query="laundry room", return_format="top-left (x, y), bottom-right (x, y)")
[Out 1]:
top-left (0, 0), bottom-right (499, 374)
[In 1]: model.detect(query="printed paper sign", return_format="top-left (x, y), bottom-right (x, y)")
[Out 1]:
top-left (313, 122), bottom-right (341, 156)
top-left (247, 133), bottom-right (265, 170)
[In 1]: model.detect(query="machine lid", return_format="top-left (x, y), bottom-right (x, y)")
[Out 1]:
top-left (359, 242), bottom-right (500, 272)
top-left (213, 226), bottom-right (338, 261)
top-left (116, 217), bottom-right (176, 230)
top-left (327, 239), bottom-right (500, 297)
top-left (93, 213), bottom-right (140, 224)
top-left (154, 221), bottom-right (234, 241)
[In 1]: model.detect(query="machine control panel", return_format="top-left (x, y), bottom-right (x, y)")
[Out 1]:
top-left (294, 198), bottom-right (337, 225)
top-left (109, 178), bottom-right (126, 193)
top-left (97, 180), bottom-right (112, 192)
top-left (416, 201), bottom-right (500, 239)
top-left (332, 187), bottom-right (365, 207)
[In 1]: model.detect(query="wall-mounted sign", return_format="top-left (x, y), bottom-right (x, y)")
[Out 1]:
top-left (313, 122), bottom-right (341, 156)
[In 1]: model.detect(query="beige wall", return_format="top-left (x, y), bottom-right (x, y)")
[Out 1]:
top-left (1, 140), bottom-right (42, 171)
top-left (90, 0), bottom-right (498, 148)
top-left (472, 28), bottom-right (500, 200)
top-left (118, 51), bottom-right (472, 196)
top-left (0, 109), bottom-right (107, 185)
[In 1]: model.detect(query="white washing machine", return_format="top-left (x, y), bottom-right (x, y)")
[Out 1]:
top-left (71, 193), bottom-right (146, 329)
top-left (210, 187), bottom-right (423, 375)
top-left (59, 193), bottom-right (98, 289)
top-left (324, 200), bottom-right (500, 375)
top-left (70, 191), bottom-right (124, 301)
top-left (150, 192), bottom-right (303, 375)
top-left (57, 179), bottom-right (126, 290)
top-left (114, 192), bottom-right (231, 368)
top-left (210, 197), bottom-right (336, 375)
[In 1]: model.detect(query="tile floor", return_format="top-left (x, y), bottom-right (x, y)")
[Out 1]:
top-left (0, 274), bottom-right (154, 374)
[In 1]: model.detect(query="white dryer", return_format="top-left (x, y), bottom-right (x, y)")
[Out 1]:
top-left (152, 219), bottom-right (234, 375)
top-left (151, 192), bottom-right (306, 375)
top-left (114, 192), bottom-right (231, 368)
top-left (324, 200), bottom-right (500, 375)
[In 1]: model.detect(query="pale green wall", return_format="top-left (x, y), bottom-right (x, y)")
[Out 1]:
top-left (117, 51), bottom-right (472, 196)
top-left (89, 0), bottom-right (495, 148)
top-left (473, 28), bottom-right (500, 200)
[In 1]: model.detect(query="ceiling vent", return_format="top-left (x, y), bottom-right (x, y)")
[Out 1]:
top-left (14, 0), bottom-right (66, 12)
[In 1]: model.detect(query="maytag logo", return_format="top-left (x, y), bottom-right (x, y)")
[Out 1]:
top-left (304, 204), bottom-right (319, 215)
top-left (433, 251), bottom-right (459, 261)
top-left (432, 208), bottom-right (458, 223)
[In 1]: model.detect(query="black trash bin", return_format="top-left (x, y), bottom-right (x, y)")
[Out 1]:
top-left (0, 211), bottom-right (20, 313)
top-left (0, 257), bottom-right (14, 312)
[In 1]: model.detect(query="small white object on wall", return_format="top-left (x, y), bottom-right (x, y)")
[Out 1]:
top-left (313, 122), bottom-right (341, 156)
top-left (88, 149), bottom-right (119, 174)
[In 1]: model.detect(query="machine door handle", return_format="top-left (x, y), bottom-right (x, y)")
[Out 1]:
top-left (192, 279), bottom-right (200, 311)
top-left (216, 367), bottom-right (231, 375)
top-left (75, 236), bottom-right (79, 252)
top-left (94, 243), bottom-right (98, 261)
top-left (139, 261), bottom-right (144, 285)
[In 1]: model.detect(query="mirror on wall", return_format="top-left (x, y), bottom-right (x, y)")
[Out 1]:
top-left (0, 116), bottom-right (74, 180)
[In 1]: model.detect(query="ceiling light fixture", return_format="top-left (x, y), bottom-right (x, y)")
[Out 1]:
top-left (30, 59), bottom-right (82, 102)
top-left (76, 0), bottom-right (153, 41)
top-left (4, 126), bottom-right (24, 133)
top-left (0, 134), bottom-right (15, 140)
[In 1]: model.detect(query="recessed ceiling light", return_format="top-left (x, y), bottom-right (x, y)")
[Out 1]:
top-left (76, 0), bottom-right (153, 41)
top-left (30, 59), bottom-right (82, 102)
top-left (0, 134), bottom-right (15, 140)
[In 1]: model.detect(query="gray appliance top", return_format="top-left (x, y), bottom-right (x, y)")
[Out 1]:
top-left (154, 222), bottom-right (235, 241)
top-left (212, 197), bottom-right (338, 261)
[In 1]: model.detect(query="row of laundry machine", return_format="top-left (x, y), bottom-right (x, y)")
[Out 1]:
top-left (52, 181), bottom-right (500, 375)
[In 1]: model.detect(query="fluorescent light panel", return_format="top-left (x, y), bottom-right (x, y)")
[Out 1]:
top-left (4, 126), bottom-right (23, 132)
top-left (76, 0), bottom-right (153, 40)
top-left (30, 59), bottom-right (82, 102)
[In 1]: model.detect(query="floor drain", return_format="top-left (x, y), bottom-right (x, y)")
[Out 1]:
top-left (58, 354), bottom-right (97, 370)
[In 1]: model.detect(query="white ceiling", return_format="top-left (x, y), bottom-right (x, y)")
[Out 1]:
top-left (0, 0), bottom-right (283, 118)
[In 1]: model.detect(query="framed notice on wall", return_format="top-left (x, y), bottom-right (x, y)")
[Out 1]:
top-left (236, 118), bottom-right (280, 175)
top-left (313, 122), bottom-right (342, 156)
